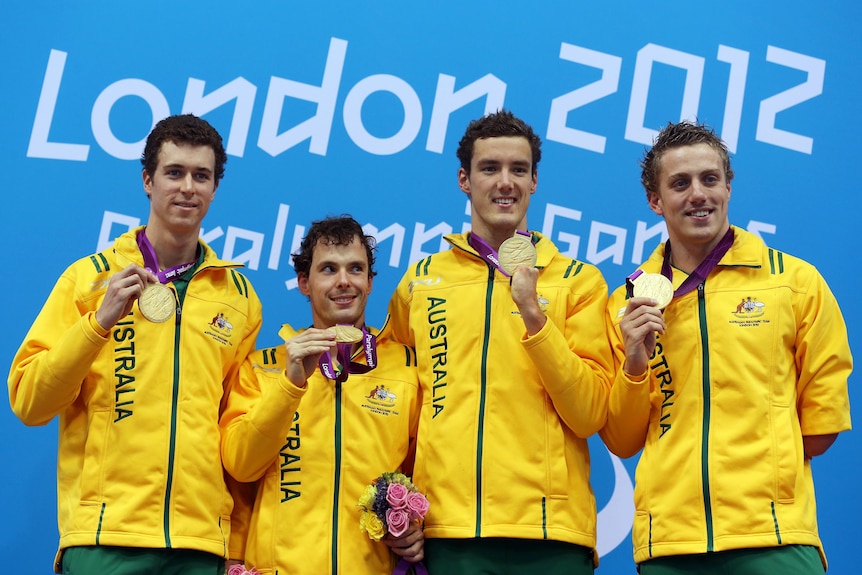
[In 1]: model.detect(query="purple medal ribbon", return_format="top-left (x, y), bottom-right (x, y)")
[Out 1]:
top-left (392, 559), bottom-right (428, 575)
top-left (468, 229), bottom-right (532, 278)
top-left (626, 228), bottom-right (734, 300)
top-left (318, 326), bottom-right (378, 382)
top-left (136, 230), bottom-right (196, 284)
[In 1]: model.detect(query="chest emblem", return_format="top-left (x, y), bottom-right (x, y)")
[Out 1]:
top-left (732, 297), bottom-right (765, 318)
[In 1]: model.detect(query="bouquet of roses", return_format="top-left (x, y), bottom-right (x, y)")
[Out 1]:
top-left (226, 564), bottom-right (260, 575)
top-left (357, 471), bottom-right (429, 541)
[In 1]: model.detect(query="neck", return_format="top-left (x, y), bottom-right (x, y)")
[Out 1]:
top-left (144, 226), bottom-right (199, 270)
top-left (472, 226), bottom-right (525, 252)
top-left (668, 225), bottom-right (732, 274)
top-left (668, 246), bottom-right (705, 275)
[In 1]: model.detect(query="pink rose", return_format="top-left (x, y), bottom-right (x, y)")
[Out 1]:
top-left (386, 482), bottom-right (410, 509)
top-left (405, 491), bottom-right (430, 520)
top-left (386, 507), bottom-right (411, 537)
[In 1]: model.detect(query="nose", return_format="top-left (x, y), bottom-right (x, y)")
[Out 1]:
top-left (179, 173), bottom-right (195, 194)
top-left (690, 180), bottom-right (707, 201)
top-left (335, 269), bottom-right (350, 287)
top-left (497, 169), bottom-right (514, 190)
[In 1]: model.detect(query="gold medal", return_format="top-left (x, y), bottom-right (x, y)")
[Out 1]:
top-left (331, 324), bottom-right (364, 343)
top-left (632, 273), bottom-right (674, 309)
top-left (277, 324), bottom-right (363, 343)
top-left (497, 233), bottom-right (537, 275)
top-left (138, 283), bottom-right (175, 323)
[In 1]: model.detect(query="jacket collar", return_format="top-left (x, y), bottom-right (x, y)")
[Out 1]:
top-left (645, 225), bottom-right (764, 272)
top-left (113, 225), bottom-right (234, 271)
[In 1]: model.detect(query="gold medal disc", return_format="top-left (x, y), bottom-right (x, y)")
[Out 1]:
top-left (497, 234), bottom-right (537, 275)
top-left (632, 273), bottom-right (674, 309)
top-left (331, 324), bottom-right (364, 343)
top-left (138, 283), bottom-right (175, 323)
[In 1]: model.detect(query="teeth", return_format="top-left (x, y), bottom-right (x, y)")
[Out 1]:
top-left (495, 198), bottom-right (514, 205)
top-left (691, 210), bottom-right (709, 217)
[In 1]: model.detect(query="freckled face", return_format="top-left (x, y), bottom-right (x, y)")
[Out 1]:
top-left (459, 136), bottom-right (537, 248)
top-left (298, 236), bottom-right (373, 329)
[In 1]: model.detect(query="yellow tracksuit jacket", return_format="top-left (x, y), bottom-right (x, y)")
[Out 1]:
top-left (601, 226), bottom-right (852, 568)
top-left (221, 325), bottom-right (420, 575)
top-left (385, 232), bottom-right (613, 556)
top-left (8, 227), bottom-right (262, 567)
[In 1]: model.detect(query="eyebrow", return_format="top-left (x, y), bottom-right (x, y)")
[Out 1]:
top-left (476, 158), bottom-right (531, 167)
top-left (316, 259), bottom-right (367, 269)
top-left (667, 167), bottom-right (720, 179)
top-left (162, 162), bottom-right (213, 173)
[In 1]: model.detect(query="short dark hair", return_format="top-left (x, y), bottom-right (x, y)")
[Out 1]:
top-left (456, 110), bottom-right (542, 175)
top-left (640, 121), bottom-right (734, 197)
top-left (141, 114), bottom-right (227, 182)
top-left (292, 215), bottom-right (377, 279)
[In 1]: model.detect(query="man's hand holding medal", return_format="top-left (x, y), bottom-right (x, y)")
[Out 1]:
top-left (95, 265), bottom-right (163, 331)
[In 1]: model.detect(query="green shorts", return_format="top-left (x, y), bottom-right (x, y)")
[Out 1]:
top-left (61, 546), bottom-right (224, 575)
top-left (639, 545), bottom-right (824, 575)
top-left (424, 537), bottom-right (594, 575)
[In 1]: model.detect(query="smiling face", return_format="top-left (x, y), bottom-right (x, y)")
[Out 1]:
top-left (459, 136), bottom-right (537, 250)
top-left (142, 140), bottom-right (217, 239)
top-left (298, 235), bottom-right (373, 329)
top-left (649, 143), bottom-right (732, 270)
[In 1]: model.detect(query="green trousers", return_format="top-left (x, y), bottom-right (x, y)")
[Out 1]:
top-left (424, 537), bottom-right (594, 575)
top-left (639, 545), bottom-right (824, 575)
top-left (61, 546), bottom-right (224, 575)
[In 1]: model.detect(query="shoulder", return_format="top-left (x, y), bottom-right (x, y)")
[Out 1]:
top-left (533, 232), bottom-right (604, 280)
top-left (248, 345), bottom-right (287, 371)
top-left (376, 337), bottom-right (417, 367)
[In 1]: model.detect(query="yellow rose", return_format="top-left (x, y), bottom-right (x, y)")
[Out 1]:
top-left (360, 511), bottom-right (385, 541)
top-left (358, 484), bottom-right (377, 510)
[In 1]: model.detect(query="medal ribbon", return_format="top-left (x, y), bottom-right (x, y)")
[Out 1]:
top-left (661, 227), bottom-right (735, 298)
top-left (468, 230), bottom-right (532, 278)
top-left (393, 559), bottom-right (428, 575)
top-left (318, 326), bottom-right (378, 382)
top-left (136, 230), bottom-right (196, 284)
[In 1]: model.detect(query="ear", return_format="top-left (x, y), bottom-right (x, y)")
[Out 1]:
top-left (142, 169), bottom-right (153, 198)
top-left (530, 169), bottom-right (537, 194)
top-left (367, 274), bottom-right (373, 295)
top-left (458, 167), bottom-right (471, 197)
top-left (297, 273), bottom-right (311, 296)
top-left (647, 191), bottom-right (663, 216)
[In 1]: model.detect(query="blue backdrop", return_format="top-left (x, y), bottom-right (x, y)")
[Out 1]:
top-left (3, 2), bottom-right (859, 573)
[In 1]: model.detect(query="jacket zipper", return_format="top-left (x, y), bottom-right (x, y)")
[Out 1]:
top-left (697, 282), bottom-right (715, 552)
top-left (332, 379), bottom-right (343, 573)
top-left (163, 293), bottom-right (182, 547)
top-left (475, 264), bottom-right (495, 537)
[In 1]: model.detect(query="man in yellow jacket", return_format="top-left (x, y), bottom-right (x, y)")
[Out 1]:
top-left (601, 121), bottom-right (852, 574)
top-left (385, 110), bottom-right (613, 574)
top-left (8, 114), bottom-right (263, 574)
top-left (221, 216), bottom-right (424, 575)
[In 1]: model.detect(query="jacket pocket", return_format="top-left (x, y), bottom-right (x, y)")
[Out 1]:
top-left (771, 404), bottom-right (797, 503)
top-left (77, 409), bottom-right (110, 503)
top-left (544, 396), bottom-right (568, 499)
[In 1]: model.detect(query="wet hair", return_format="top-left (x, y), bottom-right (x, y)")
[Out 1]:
top-left (456, 110), bottom-right (542, 175)
top-left (140, 114), bottom-right (227, 183)
top-left (640, 120), bottom-right (734, 197)
top-left (292, 215), bottom-right (377, 279)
